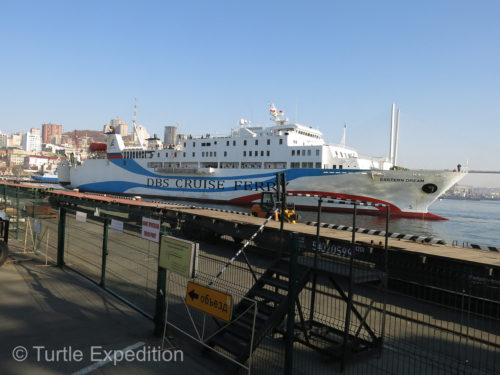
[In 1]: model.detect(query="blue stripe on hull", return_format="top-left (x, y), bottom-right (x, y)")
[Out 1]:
top-left (76, 168), bottom-right (364, 194)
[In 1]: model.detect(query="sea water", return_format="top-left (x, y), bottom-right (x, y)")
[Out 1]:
top-left (143, 194), bottom-right (500, 248)
top-left (298, 199), bottom-right (500, 248)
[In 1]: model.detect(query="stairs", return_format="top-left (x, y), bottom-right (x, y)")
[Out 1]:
top-left (207, 258), bottom-right (311, 363)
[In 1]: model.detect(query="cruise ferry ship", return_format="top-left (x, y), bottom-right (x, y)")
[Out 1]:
top-left (58, 104), bottom-right (466, 219)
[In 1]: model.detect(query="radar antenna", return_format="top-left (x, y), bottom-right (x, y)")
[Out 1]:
top-left (269, 103), bottom-right (288, 125)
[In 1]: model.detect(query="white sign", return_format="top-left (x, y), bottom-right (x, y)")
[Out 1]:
top-left (110, 219), bottom-right (123, 233)
top-left (141, 217), bottom-right (161, 243)
top-left (33, 219), bottom-right (41, 234)
top-left (76, 211), bottom-right (87, 223)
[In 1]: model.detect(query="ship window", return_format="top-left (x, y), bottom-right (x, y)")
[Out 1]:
top-left (183, 142), bottom-right (186, 147)
top-left (267, 139), bottom-right (270, 145)
top-left (315, 162), bottom-right (321, 168)
top-left (193, 142), bottom-right (195, 147)
top-left (233, 140), bottom-right (236, 146)
top-left (243, 151), bottom-right (246, 156)
top-left (261, 151), bottom-right (264, 156)
top-left (267, 151), bottom-right (270, 156)
top-left (302, 150), bottom-right (306, 156)
top-left (255, 151), bottom-right (258, 157)
top-left (210, 152), bottom-right (213, 157)
top-left (291, 162), bottom-right (300, 168)
top-left (226, 141), bottom-right (229, 146)
top-left (316, 149), bottom-right (320, 156)
top-left (292, 150), bottom-right (295, 156)
top-left (279, 139), bottom-right (283, 145)
top-left (339, 165), bottom-right (343, 169)
top-left (192, 152), bottom-right (195, 157)
top-left (307, 150), bottom-right (311, 156)
top-left (335, 151), bottom-right (338, 156)
top-left (249, 151), bottom-right (252, 156)
top-left (255, 140), bottom-right (258, 145)
top-left (214, 152), bottom-right (216, 157)
top-left (202, 152), bottom-right (205, 157)
top-left (183, 152), bottom-right (186, 157)
top-left (224, 151), bottom-right (227, 157)
top-left (244, 140), bottom-right (247, 146)
top-left (214, 141), bottom-right (217, 145)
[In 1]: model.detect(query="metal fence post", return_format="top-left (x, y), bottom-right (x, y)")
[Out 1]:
top-left (57, 207), bottom-right (66, 266)
top-left (15, 186), bottom-right (20, 240)
top-left (309, 197), bottom-right (322, 322)
top-left (341, 203), bottom-right (357, 371)
top-left (284, 231), bottom-right (299, 375)
top-left (154, 233), bottom-right (166, 336)
top-left (100, 218), bottom-right (109, 287)
top-left (33, 188), bottom-right (39, 250)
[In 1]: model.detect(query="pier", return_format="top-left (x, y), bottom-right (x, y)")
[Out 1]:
top-left (0, 182), bottom-right (498, 374)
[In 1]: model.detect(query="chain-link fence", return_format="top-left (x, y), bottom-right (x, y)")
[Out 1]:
top-left (1, 184), bottom-right (498, 375)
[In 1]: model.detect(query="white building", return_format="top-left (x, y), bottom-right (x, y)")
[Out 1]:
top-left (22, 132), bottom-right (42, 152)
top-left (24, 155), bottom-right (58, 171)
top-left (9, 133), bottom-right (23, 147)
top-left (8, 153), bottom-right (26, 167)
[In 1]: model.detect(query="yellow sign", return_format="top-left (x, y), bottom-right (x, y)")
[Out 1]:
top-left (185, 281), bottom-right (233, 322)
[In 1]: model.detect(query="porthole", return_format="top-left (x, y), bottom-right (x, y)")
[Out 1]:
top-left (422, 184), bottom-right (438, 194)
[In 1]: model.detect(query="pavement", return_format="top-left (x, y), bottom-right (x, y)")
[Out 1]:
top-left (0, 240), bottom-right (228, 375)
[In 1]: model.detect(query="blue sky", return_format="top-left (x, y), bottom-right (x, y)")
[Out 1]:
top-left (1, 0), bottom-right (499, 186)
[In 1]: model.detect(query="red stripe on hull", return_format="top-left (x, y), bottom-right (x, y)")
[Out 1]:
top-left (229, 190), bottom-right (448, 221)
top-left (74, 189), bottom-right (447, 221)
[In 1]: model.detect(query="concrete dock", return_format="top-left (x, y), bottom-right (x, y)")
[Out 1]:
top-left (0, 240), bottom-right (226, 375)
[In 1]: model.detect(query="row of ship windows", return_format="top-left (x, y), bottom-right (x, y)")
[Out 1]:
top-left (292, 149), bottom-right (320, 156)
top-left (184, 139), bottom-right (284, 148)
top-left (123, 148), bottom-right (334, 159)
top-left (146, 161), bottom-right (344, 169)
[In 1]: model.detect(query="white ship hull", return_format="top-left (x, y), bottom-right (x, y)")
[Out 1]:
top-left (59, 104), bottom-right (467, 219)
top-left (60, 158), bottom-right (465, 219)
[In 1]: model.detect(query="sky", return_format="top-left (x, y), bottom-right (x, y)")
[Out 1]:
top-left (1, 0), bottom-right (499, 187)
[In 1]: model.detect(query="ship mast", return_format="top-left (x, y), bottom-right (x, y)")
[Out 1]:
top-left (389, 103), bottom-right (395, 165)
top-left (394, 108), bottom-right (400, 165)
top-left (132, 97), bottom-right (146, 149)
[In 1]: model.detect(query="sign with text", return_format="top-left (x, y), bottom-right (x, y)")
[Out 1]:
top-left (76, 211), bottom-right (87, 223)
top-left (141, 217), bottom-right (161, 243)
top-left (110, 219), bottom-right (123, 233)
top-left (159, 236), bottom-right (197, 278)
top-left (185, 281), bottom-right (233, 322)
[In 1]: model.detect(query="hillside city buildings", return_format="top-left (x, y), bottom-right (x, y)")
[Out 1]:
top-left (0, 118), bottom-right (150, 177)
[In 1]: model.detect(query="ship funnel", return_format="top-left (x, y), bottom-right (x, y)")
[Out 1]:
top-left (106, 133), bottom-right (125, 154)
top-left (164, 126), bottom-right (178, 146)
